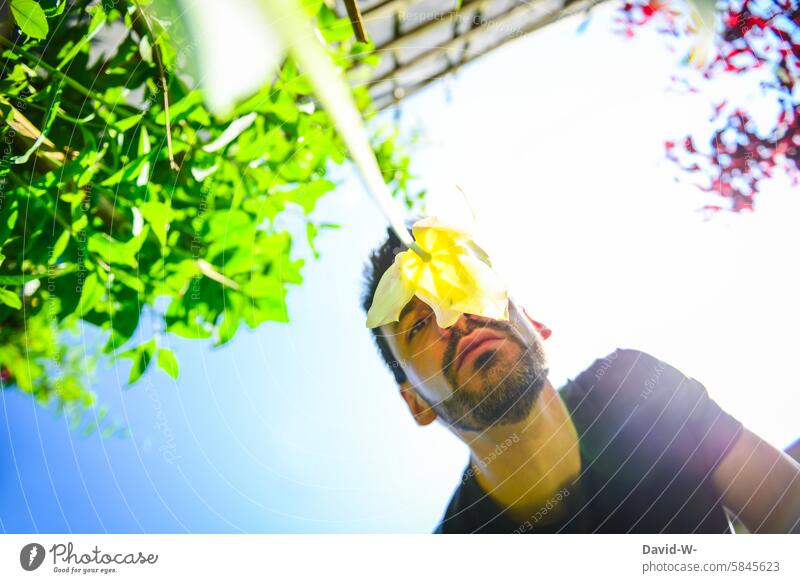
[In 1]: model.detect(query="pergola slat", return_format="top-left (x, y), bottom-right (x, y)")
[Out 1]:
top-left (336, 0), bottom-right (605, 108)
top-left (343, 0), bottom-right (371, 42)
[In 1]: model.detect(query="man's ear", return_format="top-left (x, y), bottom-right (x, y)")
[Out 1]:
top-left (398, 381), bottom-right (437, 426)
top-left (521, 306), bottom-right (552, 340)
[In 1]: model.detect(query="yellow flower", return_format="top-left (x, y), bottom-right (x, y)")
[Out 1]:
top-left (366, 217), bottom-right (509, 329)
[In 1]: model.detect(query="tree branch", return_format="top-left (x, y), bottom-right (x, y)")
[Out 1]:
top-left (134, 7), bottom-right (180, 172)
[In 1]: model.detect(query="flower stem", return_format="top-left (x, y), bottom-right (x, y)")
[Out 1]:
top-left (256, 0), bottom-right (430, 260)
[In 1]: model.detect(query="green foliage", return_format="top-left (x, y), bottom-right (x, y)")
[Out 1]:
top-left (0, 0), bottom-right (423, 434)
top-left (157, 347), bottom-right (179, 379)
top-left (10, 0), bottom-right (49, 40)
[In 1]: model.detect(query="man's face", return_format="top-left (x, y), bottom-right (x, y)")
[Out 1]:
top-left (382, 298), bottom-right (549, 432)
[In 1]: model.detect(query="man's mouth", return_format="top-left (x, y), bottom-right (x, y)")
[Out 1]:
top-left (456, 329), bottom-right (504, 372)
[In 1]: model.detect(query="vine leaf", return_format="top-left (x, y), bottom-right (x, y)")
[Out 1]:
top-left (76, 272), bottom-right (104, 315)
top-left (140, 199), bottom-right (172, 248)
top-left (10, 0), bottom-right (49, 40)
top-left (157, 348), bottom-right (179, 380)
top-left (122, 339), bottom-right (156, 385)
top-left (0, 287), bottom-right (22, 309)
top-left (139, 34), bottom-right (153, 65)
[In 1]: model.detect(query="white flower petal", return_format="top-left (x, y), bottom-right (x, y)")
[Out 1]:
top-left (368, 216), bottom-right (509, 329)
top-left (415, 288), bottom-right (462, 328)
top-left (366, 256), bottom-right (416, 328)
top-left (411, 215), bottom-right (473, 243)
top-left (450, 254), bottom-right (509, 321)
top-left (466, 240), bottom-right (492, 267)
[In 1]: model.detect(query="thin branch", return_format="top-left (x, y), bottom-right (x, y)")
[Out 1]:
top-left (196, 259), bottom-right (241, 291)
top-left (136, 7), bottom-right (180, 172)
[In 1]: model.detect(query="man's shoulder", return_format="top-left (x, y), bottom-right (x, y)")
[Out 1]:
top-left (566, 347), bottom-right (696, 406)
top-left (561, 347), bottom-right (715, 445)
top-left (563, 347), bottom-right (742, 475)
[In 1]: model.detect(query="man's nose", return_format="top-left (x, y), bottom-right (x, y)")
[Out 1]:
top-left (450, 313), bottom-right (483, 335)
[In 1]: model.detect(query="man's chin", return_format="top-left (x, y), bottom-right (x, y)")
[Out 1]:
top-left (453, 346), bottom-right (548, 429)
top-left (448, 376), bottom-right (543, 432)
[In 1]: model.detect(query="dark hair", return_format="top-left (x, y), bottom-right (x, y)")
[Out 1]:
top-left (361, 225), bottom-right (411, 384)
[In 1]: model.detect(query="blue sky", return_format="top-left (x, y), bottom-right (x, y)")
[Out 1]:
top-left (2, 2), bottom-right (799, 533)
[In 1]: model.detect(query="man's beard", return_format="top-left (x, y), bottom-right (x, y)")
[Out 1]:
top-left (433, 319), bottom-right (548, 433)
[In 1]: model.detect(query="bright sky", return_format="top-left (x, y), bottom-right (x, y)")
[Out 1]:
top-left (1, 2), bottom-right (798, 534)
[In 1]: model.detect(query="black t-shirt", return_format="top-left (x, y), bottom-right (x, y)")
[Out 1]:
top-left (434, 348), bottom-right (744, 534)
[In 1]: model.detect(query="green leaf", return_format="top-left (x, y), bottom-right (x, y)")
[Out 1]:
top-left (88, 233), bottom-right (138, 268)
top-left (100, 153), bottom-right (153, 187)
top-left (76, 272), bottom-right (105, 315)
top-left (0, 202), bottom-right (18, 242)
top-left (157, 348), bottom-right (179, 379)
top-left (56, 10), bottom-right (105, 71)
top-left (167, 320), bottom-right (212, 339)
top-left (124, 339), bottom-right (156, 384)
top-left (113, 269), bottom-right (144, 293)
top-left (48, 230), bottom-right (70, 265)
top-left (155, 91), bottom-right (204, 125)
top-left (0, 344), bottom-right (37, 391)
top-left (0, 272), bottom-right (43, 285)
top-left (41, 0), bottom-right (67, 18)
top-left (215, 298), bottom-right (241, 346)
top-left (86, 5), bottom-right (107, 36)
top-left (283, 180), bottom-right (335, 213)
top-left (81, 405), bottom-right (108, 437)
top-left (0, 287), bottom-right (22, 309)
top-left (306, 221), bottom-right (320, 259)
top-left (317, 5), bottom-right (352, 43)
top-left (11, 0), bottom-right (49, 40)
top-left (101, 293), bottom-right (141, 354)
top-left (139, 35), bottom-right (153, 65)
top-left (113, 113), bottom-right (145, 133)
top-left (71, 213), bottom-right (88, 234)
top-left (140, 199), bottom-right (172, 248)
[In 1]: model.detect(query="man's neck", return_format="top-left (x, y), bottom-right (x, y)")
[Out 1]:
top-left (458, 380), bottom-right (582, 523)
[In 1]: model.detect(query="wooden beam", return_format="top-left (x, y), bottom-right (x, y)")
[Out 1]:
top-left (368, 0), bottom-right (603, 108)
top-left (375, 0), bottom-right (485, 52)
top-left (344, 0), bottom-right (370, 43)
top-left (362, 0), bottom-right (409, 21)
top-left (368, 0), bottom-right (546, 88)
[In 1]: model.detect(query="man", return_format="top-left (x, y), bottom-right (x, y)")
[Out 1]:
top-left (361, 227), bottom-right (800, 533)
